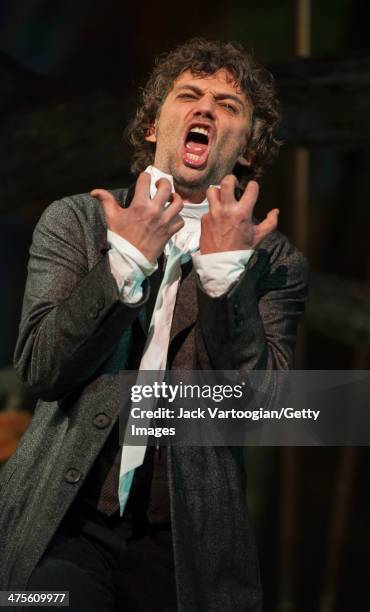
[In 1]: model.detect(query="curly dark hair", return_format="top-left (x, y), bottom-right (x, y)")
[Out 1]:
top-left (126, 38), bottom-right (282, 186)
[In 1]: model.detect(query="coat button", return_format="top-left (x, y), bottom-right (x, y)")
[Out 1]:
top-left (234, 314), bottom-right (245, 327)
top-left (93, 413), bottom-right (111, 429)
top-left (97, 296), bottom-right (105, 309)
top-left (64, 468), bottom-right (81, 484)
top-left (89, 306), bottom-right (99, 319)
top-left (233, 303), bottom-right (239, 314)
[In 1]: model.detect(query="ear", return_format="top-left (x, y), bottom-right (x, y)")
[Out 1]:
top-left (237, 151), bottom-right (252, 167)
top-left (145, 121), bottom-right (157, 143)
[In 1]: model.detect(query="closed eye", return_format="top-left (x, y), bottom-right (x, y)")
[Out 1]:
top-left (177, 93), bottom-right (197, 100)
top-left (177, 93), bottom-right (240, 113)
top-left (219, 102), bottom-right (238, 113)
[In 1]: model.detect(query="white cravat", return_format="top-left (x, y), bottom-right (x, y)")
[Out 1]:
top-left (118, 166), bottom-right (208, 514)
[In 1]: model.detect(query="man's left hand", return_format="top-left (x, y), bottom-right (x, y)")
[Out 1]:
top-left (200, 175), bottom-right (279, 254)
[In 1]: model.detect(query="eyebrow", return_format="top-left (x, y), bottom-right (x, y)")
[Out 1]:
top-left (175, 84), bottom-right (246, 109)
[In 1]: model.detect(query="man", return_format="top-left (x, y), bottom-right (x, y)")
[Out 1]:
top-left (0, 39), bottom-right (307, 611)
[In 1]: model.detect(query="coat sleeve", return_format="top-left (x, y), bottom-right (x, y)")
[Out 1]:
top-left (196, 234), bottom-right (309, 372)
top-left (14, 198), bottom-right (149, 402)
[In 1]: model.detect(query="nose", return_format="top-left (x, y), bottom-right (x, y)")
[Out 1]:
top-left (192, 94), bottom-right (216, 121)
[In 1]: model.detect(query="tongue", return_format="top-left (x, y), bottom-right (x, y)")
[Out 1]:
top-left (185, 140), bottom-right (208, 155)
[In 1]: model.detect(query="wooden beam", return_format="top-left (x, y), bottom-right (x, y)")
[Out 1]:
top-left (306, 273), bottom-right (370, 349)
top-left (273, 55), bottom-right (370, 146)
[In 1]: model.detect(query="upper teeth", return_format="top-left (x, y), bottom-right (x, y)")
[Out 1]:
top-left (190, 126), bottom-right (209, 136)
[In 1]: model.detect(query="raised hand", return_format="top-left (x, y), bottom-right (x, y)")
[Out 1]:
top-left (200, 174), bottom-right (279, 254)
top-left (91, 172), bottom-right (184, 264)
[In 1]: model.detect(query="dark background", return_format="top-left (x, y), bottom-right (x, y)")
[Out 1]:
top-left (1, 1), bottom-right (370, 611)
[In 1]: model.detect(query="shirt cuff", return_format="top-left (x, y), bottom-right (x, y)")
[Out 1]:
top-left (107, 230), bottom-right (156, 274)
top-left (107, 230), bottom-right (157, 304)
top-left (192, 250), bottom-right (254, 298)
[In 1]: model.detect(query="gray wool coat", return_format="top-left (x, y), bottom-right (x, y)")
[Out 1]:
top-left (0, 186), bottom-right (308, 612)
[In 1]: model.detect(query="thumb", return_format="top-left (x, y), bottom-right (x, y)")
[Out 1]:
top-left (90, 189), bottom-right (121, 214)
top-left (255, 208), bottom-right (279, 244)
top-left (266, 208), bottom-right (280, 226)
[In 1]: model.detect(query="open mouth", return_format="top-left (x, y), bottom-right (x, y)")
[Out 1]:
top-left (182, 124), bottom-right (212, 168)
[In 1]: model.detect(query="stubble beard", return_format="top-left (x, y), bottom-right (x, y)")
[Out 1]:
top-left (171, 152), bottom-right (236, 202)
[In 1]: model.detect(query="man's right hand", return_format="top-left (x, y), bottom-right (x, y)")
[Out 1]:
top-left (91, 172), bottom-right (184, 264)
